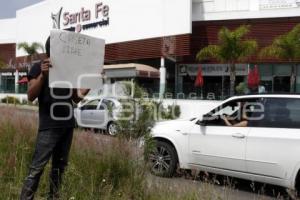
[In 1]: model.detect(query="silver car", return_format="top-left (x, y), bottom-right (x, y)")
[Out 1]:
top-left (74, 97), bottom-right (121, 135)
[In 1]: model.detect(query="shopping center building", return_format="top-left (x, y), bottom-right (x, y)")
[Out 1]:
top-left (1, 0), bottom-right (300, 100)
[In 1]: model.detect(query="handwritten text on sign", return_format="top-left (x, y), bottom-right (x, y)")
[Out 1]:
top-left (49, 30), bottom-right (105, 89)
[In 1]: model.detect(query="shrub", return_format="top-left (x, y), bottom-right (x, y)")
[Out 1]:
top-left (235, 82), bottom-right (248, 95)
top-left (115, 82), bottom-right (181, 163)
top-left (0, 59), bottom-right (6, 69)
top-left (155, 102), bottom-right (181, 120)
top-left (1, 96), bottom-right (21, 104)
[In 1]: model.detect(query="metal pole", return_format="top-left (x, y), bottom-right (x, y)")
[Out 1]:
top-left (15, 69), bottom-right (19, 94)
top-left (159, 57), bottom-right (166, 99)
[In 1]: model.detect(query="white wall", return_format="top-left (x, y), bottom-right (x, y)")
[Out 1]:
top-left (192, 0), bottom-right (300, 21)
top-left (51, 0), bottom-right (192, 43)
top-left (15, 0), bottom-right (192, 57)
top-left (3, 0), bottom-right (300, 56)
top-left (0, 18), bottom-right (17, 44)
top-left (0, 91), bottom-right (220, 119)
top-left (16, 1), bottom-right (52, 56)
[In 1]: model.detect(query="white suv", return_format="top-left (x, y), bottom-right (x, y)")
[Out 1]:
top-left (150, 94), bottom-right (300, 192)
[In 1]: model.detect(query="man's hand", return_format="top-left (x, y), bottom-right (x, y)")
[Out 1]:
top-left (78, 89), bottom-right (90, 97)
top-left (41, 58), bottom-right (52, 77)
top-left (72, 88), bottom-right (90, 104)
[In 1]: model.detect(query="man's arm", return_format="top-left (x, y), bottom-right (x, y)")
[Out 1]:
top-left (72, 89), bottom-right (90, 104)
top-left (27, 59), bottom-right (51, 102)
top-left (223, 116), bottom-right (232, 126)
top-left (27, 74), bottom-right (45, 102)
top-left (233, 120), bottom-right (248, 127)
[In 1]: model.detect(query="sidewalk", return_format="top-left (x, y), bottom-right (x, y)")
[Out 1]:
top-left (0, 103), bottom-right (38, 111)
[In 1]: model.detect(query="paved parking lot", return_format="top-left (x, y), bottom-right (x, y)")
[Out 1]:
top-left (149, 175), bottom-right (289, 200)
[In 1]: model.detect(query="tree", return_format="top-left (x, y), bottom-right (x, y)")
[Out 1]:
top-left (0, 58), bottom-right (6, 69)
top-left (17, 42), bottom-right (44, 67)
top-left (196, 25), bottom-right (258, 96)
top-left (260, 24), bottom-right (300, 92)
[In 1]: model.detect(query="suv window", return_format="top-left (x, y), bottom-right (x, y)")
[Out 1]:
top-left (204, 98), bottom-right (262, 126)
top-left (260, 98), bottom-right (300, 128)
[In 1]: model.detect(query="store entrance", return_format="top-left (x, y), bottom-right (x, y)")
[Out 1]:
top-left (181, 76), bottom-right (224, 100)
top-left (203, 77), bottom-right (223, 100)
top-left (181, 75), bottom-right (246, 100)
top-left (0, 77), bottom-right (15, 93)
top-left (222, 76), bottom-right (245, 98)
top-left (273, 76), bottom-right (290, 93)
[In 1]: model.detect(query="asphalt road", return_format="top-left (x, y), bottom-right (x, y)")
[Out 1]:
top-left (149, 174), bottom-right (291, 200)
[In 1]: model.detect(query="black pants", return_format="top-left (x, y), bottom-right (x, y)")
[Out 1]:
top-left (20, 127), bottom-right (73, 200)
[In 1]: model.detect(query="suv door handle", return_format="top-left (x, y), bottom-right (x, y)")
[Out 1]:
top-left (176, 130), bottom-right (188, 136)
top-left (232, 133), bottom-right (246, 139)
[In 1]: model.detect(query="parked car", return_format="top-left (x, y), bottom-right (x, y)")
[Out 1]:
top-left (150, 94), bottom-right (300, 193)
top-left (74, 97), bottom-right (122, 135)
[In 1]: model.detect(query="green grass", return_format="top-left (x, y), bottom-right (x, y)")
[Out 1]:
top-left (0, 107), bottom-right (225, 200)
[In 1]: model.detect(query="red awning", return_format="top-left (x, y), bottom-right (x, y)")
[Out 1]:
top-left (194, 66), bottom-right (204, 87)
top-left (18, 77), bottom-right (28, 84)
top-left (248, 65), bottom-right (260, 89)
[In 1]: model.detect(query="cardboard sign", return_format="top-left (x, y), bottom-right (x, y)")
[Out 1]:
top-left (49, 30), bottom-right (105, 89)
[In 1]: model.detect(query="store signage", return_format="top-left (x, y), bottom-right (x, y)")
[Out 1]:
top-left (0, 72), bottom-right (12, 76)
top-left (51, 2), bottom-right (110, 33)
top-left (0, 72), bottom-right (27, 77)
top-left (259, 0), bottom-right (300, 10)
top-left (8, 59), bottom-right (33, 69)
top-left (179, 64), bottom-right (248, 76)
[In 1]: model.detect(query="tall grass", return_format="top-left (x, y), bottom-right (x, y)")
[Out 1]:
top-left (0, 107), bottom-right (225, 200)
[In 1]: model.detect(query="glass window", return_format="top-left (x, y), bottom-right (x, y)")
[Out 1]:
top-left (212, 102), bottom-right (239, 117)
top-left (296, 65), bottom-right (300, 92)
top-left (82, 99), bottom-right (100, 110)
top-left (204, 98), bottom-right (261, 126)
top-left (259, 64), bottom-right (272, 77)
top-left (273, 76), bottom-right (290, 93)
top-left (287, 100), bottom-right (300, 124)
top-left (260, 98), bottom-right (300, 128)
top-left (297, 65), bottom-right (300, 76)
top-left (100, 99), bottom-right (115, 110)
top-left (273, 64), bottom-right (291, 76)
top-left (1, 77), bottom-right (15, 93)
top-left (260, 80), bottom-right (272, 93)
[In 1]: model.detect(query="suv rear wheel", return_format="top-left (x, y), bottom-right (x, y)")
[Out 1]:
top-left (149, 141), bottom-right (178, 177)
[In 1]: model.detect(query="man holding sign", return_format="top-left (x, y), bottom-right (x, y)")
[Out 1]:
top-left (20, 31), bottom-right (104, 200)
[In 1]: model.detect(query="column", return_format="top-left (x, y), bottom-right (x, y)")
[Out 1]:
top-left (159, 57), bottom-right (166, 99)
top-left (15, 69), bottom-right (19, 94)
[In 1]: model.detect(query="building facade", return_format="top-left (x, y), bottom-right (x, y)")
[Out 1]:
top-left (1, 0), bottom-right (300, 99)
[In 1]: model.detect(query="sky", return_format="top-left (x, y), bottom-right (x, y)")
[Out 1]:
top-left (0, 0), bottom-right (44, 19)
